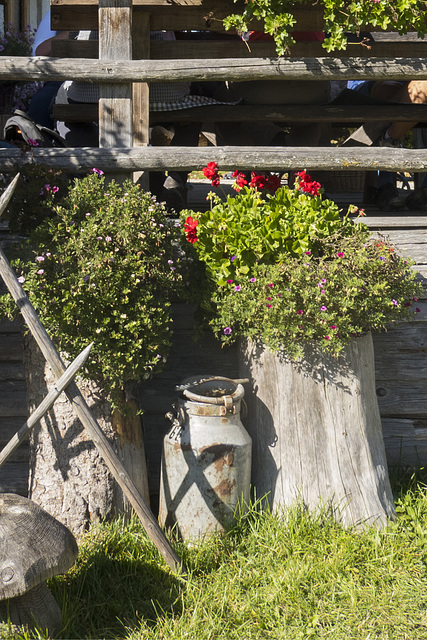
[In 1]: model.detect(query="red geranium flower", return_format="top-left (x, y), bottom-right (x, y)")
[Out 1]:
top-left (232, 170), bottom-right (248, 191)
top-left (184, 216), bottom-right (199, 244)
top-left (249, 172), bottom-right (267, 190)
top-left (203, 162), bottom-right (220, 186)
top-left (295, 170), bottom-right (321, 197)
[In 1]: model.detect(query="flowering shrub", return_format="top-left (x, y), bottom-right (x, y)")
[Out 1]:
top-left (0, 24), bottom-right (34, 56)
top-left (1, 172), bottom-right (186, 404)
top-left (181, 165), bottom-right (422, 357)
top-left (224, 0), bottom-right (427, 54)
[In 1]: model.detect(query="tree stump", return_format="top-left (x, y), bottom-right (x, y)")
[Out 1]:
top-left (238, 332), bottom-right (396, 528)
top-left (24, 334), bottom-right (150, 535)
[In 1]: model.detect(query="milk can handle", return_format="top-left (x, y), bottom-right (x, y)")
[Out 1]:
top-left (182, 379), bottom-right (248, 406)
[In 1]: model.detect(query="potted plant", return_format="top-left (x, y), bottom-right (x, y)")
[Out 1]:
top-left (0, 170), bottom-right (186, 533)
top-left (0, 24), bottom-right (36, 114)
top-left (223, 0), bottom-right (427, 54)
top-left (180, 165), bottom-right (423, 528)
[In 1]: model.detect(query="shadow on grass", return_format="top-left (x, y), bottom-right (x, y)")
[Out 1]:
top-left (389, 465), bottom-right (427, 498)
top-left (50, 548), bottom-right (183, 639)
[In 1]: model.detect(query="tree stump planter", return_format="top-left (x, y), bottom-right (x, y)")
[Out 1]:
top-left (238, 332), bottom-right (396, 528)
top-left (24, 334), bottom-right (150, 535)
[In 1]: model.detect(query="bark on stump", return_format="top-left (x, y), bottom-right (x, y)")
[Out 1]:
top-left (238, 332), bottom-right (396, 528)
top-left (24, 334), bottom-right (150, 535)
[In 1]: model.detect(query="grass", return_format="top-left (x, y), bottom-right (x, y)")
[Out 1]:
top-left (4, 470), bottom-right (427, 640)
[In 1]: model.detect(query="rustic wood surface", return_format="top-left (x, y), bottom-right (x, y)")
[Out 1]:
top-left (4, 55), bottom-right (427, 82)
top-left (238, 333), bottom-right (396, 527)
top-left (2, 146), bottom-right (427, 172)
top-left (52, 37), bottom-right (427, 61)
top-left (52, 103), bottom-right (427, 124)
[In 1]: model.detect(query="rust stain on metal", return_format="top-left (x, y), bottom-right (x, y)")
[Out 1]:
top-left (214, 478), bottom-right (236, 497)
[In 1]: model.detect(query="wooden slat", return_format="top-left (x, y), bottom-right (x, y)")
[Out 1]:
top-left (0, 462), bottom-right (28, 496)
top-left (52, 102), bottom-right (427, 124)
top-left (52, 38), bottom-right (427, 61)
top-left (3, 146), bottom-right (427, 173)
top-left (0, 362), bottom-right (25, 382)
top-left (6, 55), bottom-right (427, 82)
top-left (0, 334), bottom-right (24, 361)
top-left (0, 381), bottom-right (27, 417)
top-left (382, 418), bottom-right (427, 468)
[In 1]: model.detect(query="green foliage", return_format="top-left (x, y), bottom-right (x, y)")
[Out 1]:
top-left (0, 172), bottom-right (186, 404)
top-left (181, 176), bottom-right (422, 358)
top-left (223, 0), bottom-right (427, 54)
top-left (2, 165), bottom-right (70, 235)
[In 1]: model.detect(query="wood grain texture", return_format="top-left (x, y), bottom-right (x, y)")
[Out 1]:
top-left (238, 333), bottom-right (396, 528)
top-left (4, 56), bottom-right (427, 82)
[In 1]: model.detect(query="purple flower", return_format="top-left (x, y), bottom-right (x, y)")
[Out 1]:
top-left (27, 138), bottom-right (39, 147)
top-left (337, 252), bottom-right (344, 258)
top-left (91, 168), bottom-right (104, 175)
top-left (305, 251), bottom-right (311, 255)
top-left (266, 304), bottom-right (272, 308)
top-left (321, 305), bottom-right (327, 311)
top-left (250, 277), bottom-right (256, 283)
top-left (231, 256), bottom-right (236, 262)
top-left (105, 236), bottom-right (112, 242)
top-left (224, 327), bottom-right (232, 335)
top-left (234, 285), bottom-right (241, 292)
top-left (297, 310), bottom-right (303, 315)
top-left (96, 236), bottom-right (103, 241)
top-left (379, 257), bottom-right (386, 261)
top-left (37, 269), bottom-right (44, 275)
top-left (392, 299), bottom-right (398, 306)
top-left (83, 275), bottom-right (90, 282)
top-left (35, 256), bottom-right (44, 262)
top-left (17, 276), bottom-right (25, 284)
top-left (226, 279), bottom-right (233, 284)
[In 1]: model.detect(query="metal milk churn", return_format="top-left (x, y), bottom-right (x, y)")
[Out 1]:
top-left (158, 375), bottom-right (252, 541)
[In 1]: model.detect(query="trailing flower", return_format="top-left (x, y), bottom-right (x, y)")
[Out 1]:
top-left (180, 164), bottom-right (422, 358)
top-left (1, 172), bottom-right (187, 405)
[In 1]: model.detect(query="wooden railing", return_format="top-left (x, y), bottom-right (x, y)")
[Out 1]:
top-left (1, 1), bottom-right (427, 177)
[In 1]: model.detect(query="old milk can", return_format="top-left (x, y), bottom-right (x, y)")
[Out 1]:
top-left (158, 376), bottom-right (252, 541)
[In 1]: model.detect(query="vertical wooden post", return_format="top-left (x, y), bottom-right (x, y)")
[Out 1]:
top-left (132, 11), bottom-right (150, 188)
top-left (98, 0), bottom-right (132, 182)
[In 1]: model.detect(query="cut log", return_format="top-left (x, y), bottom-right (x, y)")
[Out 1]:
top-left (238, 332), bottom-right (396, 528)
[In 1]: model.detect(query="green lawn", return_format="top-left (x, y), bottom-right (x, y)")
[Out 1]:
top-left (3, 470), bottom-right (427, 640)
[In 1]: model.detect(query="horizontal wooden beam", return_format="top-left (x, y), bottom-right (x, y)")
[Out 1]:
top-left (50, 1), bottom-right (319, 32)
top-left (51, 38), bottom-right (427, 62)
top-left (52, 102), bottom-right (427, 124)
top-left (2, 145), bottom-right (427, 172)
top-left (3, 56), bottom-right (427, 82)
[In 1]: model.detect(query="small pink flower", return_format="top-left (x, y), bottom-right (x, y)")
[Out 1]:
top-left (224, 327), bottom-right (232, 335)
top-left (266, 304), bottom-right (272, 308)
top-left (17, 276), bottom-right (25, 284)
top-left (337, 252), bottom-right (344, 258)
top-left (227, 279), bottom-right (233, 284)
top-left (321, 305), bottom-right (327, 311)
top-left (37, 269), bottom-right (44, 275)
top-left (297, 310), bottom-right (303, 315)
top-left (35, 256), bottom-right (44, 262)
top-left (105, 236), bottom-right (112, 242)
top-left (234, 285), bottom-right (241, 292)
top-left (330, 325), bottom-right (337, 330)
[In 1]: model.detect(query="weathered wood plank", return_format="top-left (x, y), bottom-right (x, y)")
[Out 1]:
top-left (382, 418), bottom-right (427, 467)
top-left (0, 334), bottom-right (24, 361)
top-left (5, 56), bottom-right (427, 82)
top-left (0, 318), bottom-right (21, 333)
top-left (53, 103), bottom-right (427, 124)
top-left (3, 146), bottom-right (427, 172)
top-left (0, 381), bottom-right (27, 417)
top-left (375, 380), bottom-right (427, 417)
top-left (0, 462), bottom-right (28, 496)
top-left (52, 38), bottom-right (427, 61)
top-left (0, 362), bottom-right (25, 381)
